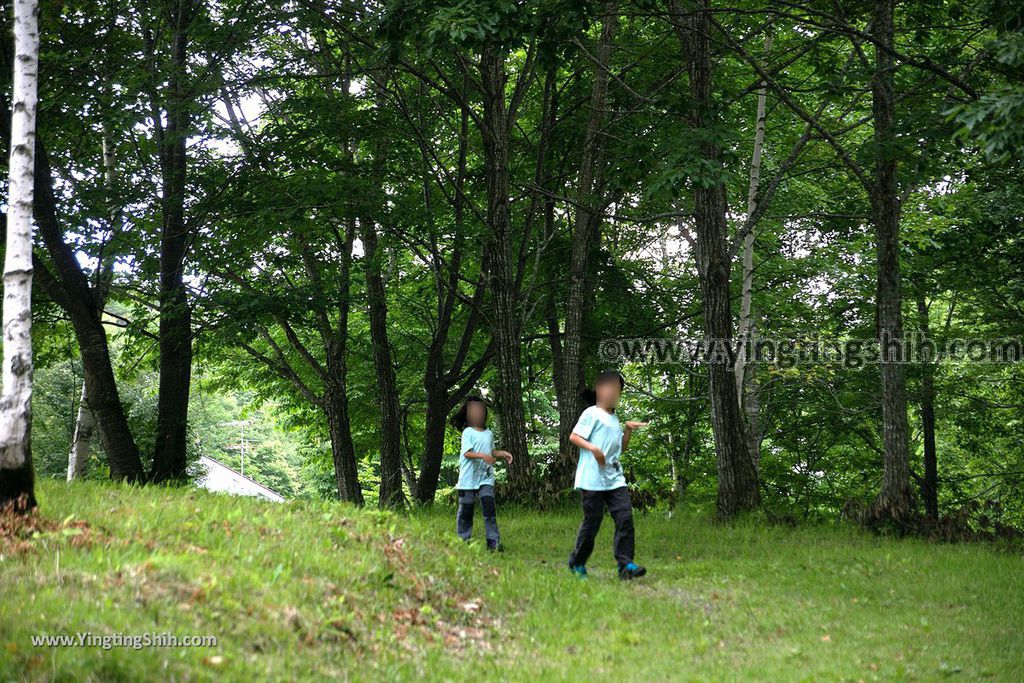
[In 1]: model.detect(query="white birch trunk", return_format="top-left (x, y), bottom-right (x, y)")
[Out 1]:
top-left (735, 34), bottom-right (772, 400)
top-left (67, 130), bottom-right (118, 480)
top-left (67, 382), bottom-right (92, 479)
top-left (0, 0), bottom-right (40, 499)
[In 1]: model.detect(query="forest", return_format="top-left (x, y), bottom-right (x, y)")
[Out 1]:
top-left (3, 0), bottom-right (1024, 528)
top-left (2, 1), bottom-right (1023, 680)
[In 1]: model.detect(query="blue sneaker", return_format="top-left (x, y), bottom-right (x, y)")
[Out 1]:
top-left (569, 564), bottom-right (588, 579)
top-left (618, 562), bottom-right (647, 580)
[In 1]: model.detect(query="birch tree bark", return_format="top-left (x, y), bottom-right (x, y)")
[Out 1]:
top-left (734, 34), bottom-right (772, 474)
top-left (0, 0), bottom-right (39, 511)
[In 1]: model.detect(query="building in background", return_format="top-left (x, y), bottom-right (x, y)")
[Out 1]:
top-left (195, 455), bottom-right (285, 503)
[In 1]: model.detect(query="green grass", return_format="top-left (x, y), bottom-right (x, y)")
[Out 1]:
top-left (1, 481), bottom-right (1022, 682)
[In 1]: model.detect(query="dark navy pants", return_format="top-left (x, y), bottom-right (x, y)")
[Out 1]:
top-left (568, 486), bottom-right (635, 569)
top-left (456, 484), bottom-right (499, 547)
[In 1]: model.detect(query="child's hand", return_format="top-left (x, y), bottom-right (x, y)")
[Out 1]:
top-left (590, 447), bottom-right (606, 466)
top-left (495, 450), bottom-right (513, 463)
top-left (625, 421), bottom-right (649, 431)
top-left (481, 454), bottom-right (497, 465)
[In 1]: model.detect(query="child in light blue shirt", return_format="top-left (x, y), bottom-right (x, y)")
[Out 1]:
top-left (567, 370), bottom-right (648, 580)
top-left (451, 396), bottom-right (512, 550)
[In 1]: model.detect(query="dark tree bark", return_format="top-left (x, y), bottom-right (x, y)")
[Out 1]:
top-left (670, 0), bottom-right (760, 518)
top-left (150, 1), bottom-right (196, 483)
top-left (414, 100), bottom-right (491, 504)
top-left (553, 6), bottom-right (618, 489)
top-left (325, 221), bottom-right (364, 505)
top-left (359, 217), bottom-right (406, 508)
top-left (324, 382), bottom-right (363, 506)
top-left (31, 144), bottom-right (145, 481)
top-left (479, 45), bottom-right (532, 494)
top-left (0, 50), bottom-right (144, 482)
top-left (868, 0), bottom-right (914, 523)
top-left (916, 289), bottom-right (938, 520)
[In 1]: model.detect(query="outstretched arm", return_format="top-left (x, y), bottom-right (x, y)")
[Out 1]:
top-left (621, 421), bottom-right (648, 452)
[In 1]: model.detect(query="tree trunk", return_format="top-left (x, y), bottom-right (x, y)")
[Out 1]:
top-left (23, 135), bottom-right (145, 481)
top-left (479, 45), bottom-right (531, 495)
top-left (0, 0), bottom-right (39, 511)
top-left (413, 97), bottom-right (489, 505)
top-left (68, 130), bottom-right (118, 481)
top-left (672, 0), bottom-right (760, 518)
top-left (67, 382), bottom-right (94, 481)
top-left (555, 6), bottom-right (618, 488)
top-left (916, 290), bottom-right (938, 520)
top-left (74, 296), bottom-right (145, 480)
top-left (869, 0), bottom-right (914, 523)
top-left (150, 3), bottom-right (195, 483)
top-left (417, 386), bottom-right (449, 503)
top-left (323, 381), bottom-right (363, 506)
top-left (735, 34), bottom-right (772, 474)
top-left (359, 218), bottom-right (406, 508)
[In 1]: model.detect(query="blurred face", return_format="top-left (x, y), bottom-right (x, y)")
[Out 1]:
top-left (595, 379), bottom-right (622, 411)
top-left (467, 401), bottom-right (487, 428)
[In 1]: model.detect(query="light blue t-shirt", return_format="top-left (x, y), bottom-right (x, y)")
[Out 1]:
top-left (573, 406), bottom-right (627, 491)
top-left (457, 427), bottom-right (496, 490)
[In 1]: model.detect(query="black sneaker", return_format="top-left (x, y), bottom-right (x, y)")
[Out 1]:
top-left (618, 562), bottom-right (647, 580)
top-left (487, 541), bottom-right (504, 552)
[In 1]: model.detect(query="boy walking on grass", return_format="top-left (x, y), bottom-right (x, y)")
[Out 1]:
top-left (567, 370), bottom-right (648, 580)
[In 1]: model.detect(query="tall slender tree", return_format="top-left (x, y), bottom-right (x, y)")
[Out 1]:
top-left (553, 5), bottom-right (619, 487)
top-left (868, 0), bottom-right (914, 523)
top-left (669, 0), bottom-right (760, 518)
top-left (148, 0), bottom-right (198, 482)
top-left (0, 0), bottom-right (39, 510)
top-left (478, 44), bottom-right (533, 494)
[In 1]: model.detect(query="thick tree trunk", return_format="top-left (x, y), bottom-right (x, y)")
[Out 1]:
top-left (696, 186), bottom-right (761, 518)
top-left (323, 381), bottom-right (363, 506)
top-left (869, 0), bottom-right (914, 523)
top-left (673, 0), bottom-right (760, 518)
top-left (68, 131), bottom-right (118, 481)
top-left (0, 0), bottom-right (39, 511)
top-left (417, 387), bottom-right (449, 503)
top-left (73, 299), bottom-right (144, 480)
top-left (555, 6), bottom-right (618, 488)
top-left (479, 46), bottom-right (531, 494)
top-left (359, 218), bottom-right (406, 508)
top-left (150, 4), bottom-right (195, 483)
top-left (916, 290), bottom-right (938, 520)
top-left (22, 134), bottom-right (145, 481)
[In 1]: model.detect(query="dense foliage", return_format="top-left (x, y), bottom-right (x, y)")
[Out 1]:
top-left (7, 0), bottom-right (1024, 528)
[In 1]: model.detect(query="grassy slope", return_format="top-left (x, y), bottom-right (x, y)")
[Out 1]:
top-left (1, 481), bottom-right (1021, 682)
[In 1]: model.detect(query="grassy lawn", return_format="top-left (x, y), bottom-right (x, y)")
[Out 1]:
top-left (1, 481), bottom-right (1022, 682)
